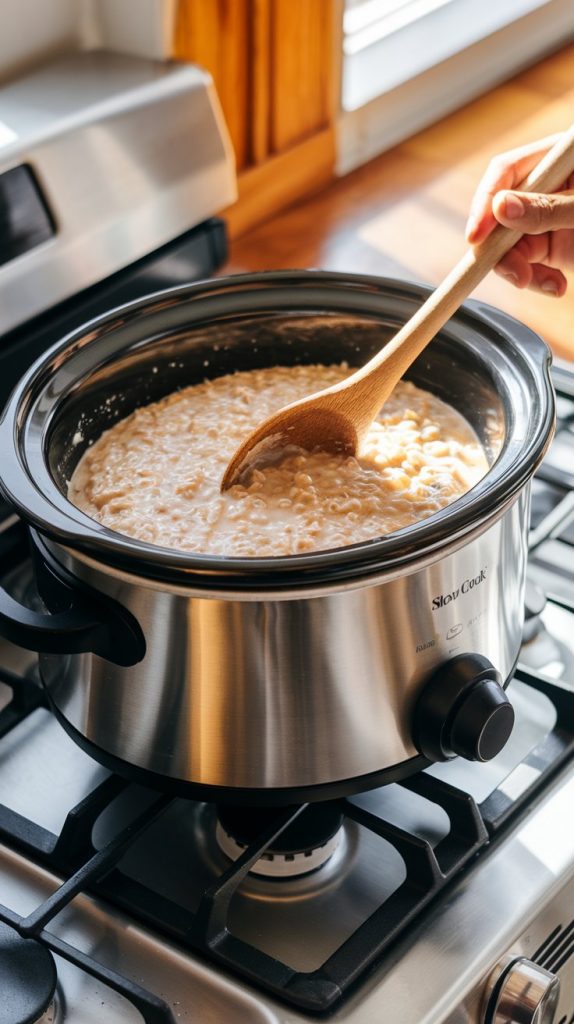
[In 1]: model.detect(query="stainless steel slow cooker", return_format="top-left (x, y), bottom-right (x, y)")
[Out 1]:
top-left (0, 273), bottom-right (555, 803)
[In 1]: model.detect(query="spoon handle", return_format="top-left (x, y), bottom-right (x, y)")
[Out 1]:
top-left (344, 123), bottom-right (574, 428)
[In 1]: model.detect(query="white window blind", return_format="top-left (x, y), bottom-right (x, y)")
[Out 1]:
top-left (338, 0), bottom-right (574, 173)
top-left (342, 0), bottom-right (557, 111)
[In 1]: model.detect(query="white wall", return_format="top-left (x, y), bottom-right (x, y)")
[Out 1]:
top-left (0, 0), bottom-right (176, 84)
top-left (0, 0), bottom-right (80, 83)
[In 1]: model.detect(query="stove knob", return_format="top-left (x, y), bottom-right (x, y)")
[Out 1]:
top-left (413, 653), bottom-right (515, 762)
top-left (483, 957), bottom-right (560, 1024)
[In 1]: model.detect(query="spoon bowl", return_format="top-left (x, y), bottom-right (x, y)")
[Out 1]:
top-left (221, 392), bottom-right (359, 487)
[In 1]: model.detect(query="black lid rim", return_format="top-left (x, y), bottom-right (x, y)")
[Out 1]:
top-left (0, 270), bottom-right (555, 590)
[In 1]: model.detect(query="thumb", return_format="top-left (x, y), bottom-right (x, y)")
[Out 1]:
top-left (493, 189), bottom-right (574, 233)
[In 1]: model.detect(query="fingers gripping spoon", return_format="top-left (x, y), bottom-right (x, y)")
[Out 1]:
top-left (221, 125), bottom-right (574, 491)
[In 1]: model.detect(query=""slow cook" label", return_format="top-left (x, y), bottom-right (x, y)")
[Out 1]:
top-left (432, 568), bottom-right (488, 610)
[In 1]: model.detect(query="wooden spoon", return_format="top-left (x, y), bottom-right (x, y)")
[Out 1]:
top-left (221, 125), bottom-right (574, 490)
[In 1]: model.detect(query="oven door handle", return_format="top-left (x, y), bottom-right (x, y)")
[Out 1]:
top-left (0, 553), bottom-right (145, 667)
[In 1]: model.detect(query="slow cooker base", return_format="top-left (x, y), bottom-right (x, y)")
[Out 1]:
top-left (40, 646), bottom-right (521, 805)
top-left (44, 688), bottom-right (431, 805)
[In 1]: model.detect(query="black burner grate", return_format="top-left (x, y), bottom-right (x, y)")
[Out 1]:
top-left (0, 900), bottom-right (177, 1024)
top-left (0, 650), bottom-right (573, 1014)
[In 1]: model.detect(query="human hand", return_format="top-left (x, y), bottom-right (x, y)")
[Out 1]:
top-left (465, 133), bottom-right (574, 296)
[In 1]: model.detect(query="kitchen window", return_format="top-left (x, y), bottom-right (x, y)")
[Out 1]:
top-left (338, 0), bottom-right (574, 171)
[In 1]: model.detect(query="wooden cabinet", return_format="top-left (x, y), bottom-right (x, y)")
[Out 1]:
top-left (174, 0), bottom-right (339, 236)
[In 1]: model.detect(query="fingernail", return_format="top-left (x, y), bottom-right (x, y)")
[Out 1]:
top-left (503, 194), bottom-right (525, 219)
top-left (501, 271), bottom-right (519, 284)
top-left (464, 216), bottom-right (476, 240)
top-left (541, 279), bottom-right (558, 294)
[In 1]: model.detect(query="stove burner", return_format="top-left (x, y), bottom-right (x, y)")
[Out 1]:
top-left (216, 803), bottom-right (345, 878)
top-left (0, 922), bottom-right (57, 1024)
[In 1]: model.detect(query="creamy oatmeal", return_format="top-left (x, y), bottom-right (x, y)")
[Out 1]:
top-left (68, 364), bottom-right (488, 556)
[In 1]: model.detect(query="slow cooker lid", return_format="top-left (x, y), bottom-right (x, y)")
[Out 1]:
top-left (0, 272), bottom-right (555, 588)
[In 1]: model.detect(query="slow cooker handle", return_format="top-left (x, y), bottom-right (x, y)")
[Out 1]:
top-left (0, 543), bottom-right (145, 667)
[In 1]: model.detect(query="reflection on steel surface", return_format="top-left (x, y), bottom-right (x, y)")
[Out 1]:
top-left (42, 494), bottom-right (527, 790)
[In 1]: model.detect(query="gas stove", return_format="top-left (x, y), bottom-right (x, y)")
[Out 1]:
top-left (0, 366), bottom-right (573, 1024)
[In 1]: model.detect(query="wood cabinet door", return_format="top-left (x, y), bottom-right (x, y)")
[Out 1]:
top-left (174, 0), bottom-right (339, 236)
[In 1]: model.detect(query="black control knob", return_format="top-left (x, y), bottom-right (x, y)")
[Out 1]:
top-left (413, 654), bottom-right (515, 763)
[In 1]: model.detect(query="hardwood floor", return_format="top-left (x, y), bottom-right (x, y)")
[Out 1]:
top-left (226, 43), bottom-right (574, 362)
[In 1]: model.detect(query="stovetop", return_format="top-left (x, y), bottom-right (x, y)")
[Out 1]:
top-left (0, 363), bottom-right (574, 1023)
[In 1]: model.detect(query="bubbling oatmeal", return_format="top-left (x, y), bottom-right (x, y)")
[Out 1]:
top-left (68, 364), bottom-right (488, 557)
